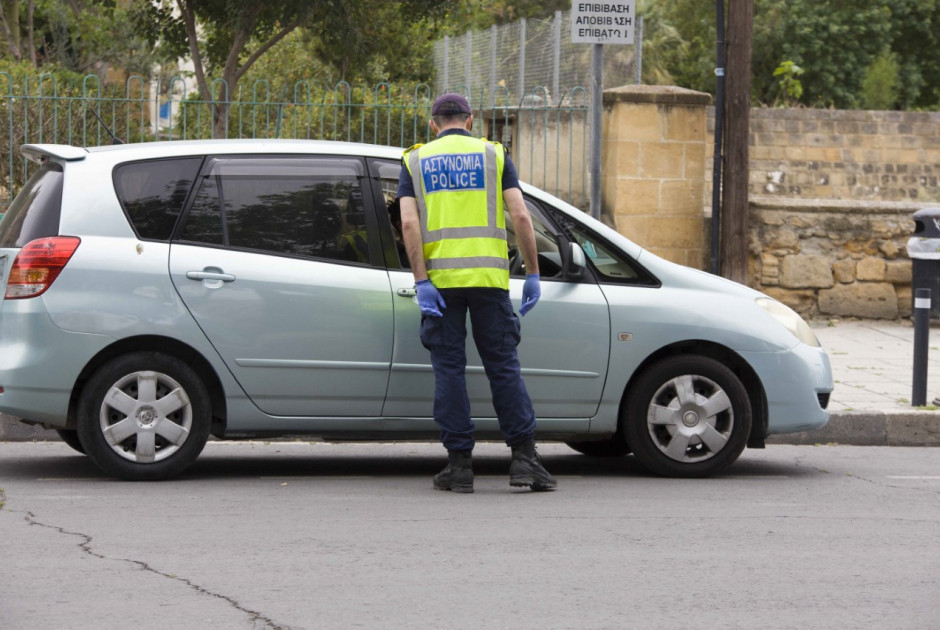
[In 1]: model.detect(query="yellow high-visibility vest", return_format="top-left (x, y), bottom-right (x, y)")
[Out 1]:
top-left (404, 134), bottom-right (509, 289)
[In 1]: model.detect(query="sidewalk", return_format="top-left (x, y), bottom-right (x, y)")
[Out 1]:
top-left (2, 319), bottom-right (939, 445)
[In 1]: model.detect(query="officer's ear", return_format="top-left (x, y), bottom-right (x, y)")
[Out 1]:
top-left (429, 118), bottom-right (439, 135)
top-left (466, 115), bottom-right (473, 132)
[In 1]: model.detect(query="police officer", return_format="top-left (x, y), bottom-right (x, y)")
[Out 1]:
top-left (397, 93), bottom-right (556, 493)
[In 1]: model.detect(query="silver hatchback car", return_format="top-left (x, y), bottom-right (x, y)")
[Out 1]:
top-left (0, 139), bottom-right (832, 480)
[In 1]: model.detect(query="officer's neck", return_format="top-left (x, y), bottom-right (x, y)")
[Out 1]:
top-left (437, 127), bottom-right (471, 138)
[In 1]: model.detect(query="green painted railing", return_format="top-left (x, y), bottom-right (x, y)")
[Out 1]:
top-left (0, 74), bottom-right (589, 217)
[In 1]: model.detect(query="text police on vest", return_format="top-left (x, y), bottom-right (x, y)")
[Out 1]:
top-left (421, 152), bottom-right (486, 193)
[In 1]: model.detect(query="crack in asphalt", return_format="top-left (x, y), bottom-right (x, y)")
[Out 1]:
top-left (789, 449), bottom-right (940, 497)
top-left (10, 504), bottom-right (290, 630)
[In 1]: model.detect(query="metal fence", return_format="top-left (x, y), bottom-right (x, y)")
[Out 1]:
top-left (0, 73), bottom-right (589, 213)
top-left (433, 10), bottom-right (643, 106)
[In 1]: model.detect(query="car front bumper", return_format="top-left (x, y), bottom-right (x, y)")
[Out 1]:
top-left (741, 342), bottom-right (834, 435)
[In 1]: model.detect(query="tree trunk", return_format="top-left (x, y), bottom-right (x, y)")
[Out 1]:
top-left (0, 1), bottom-right (21, 61)
top-left (26, 0), bottom-right (35, 68)
top-left (720, 0), bottom-right (753, 284)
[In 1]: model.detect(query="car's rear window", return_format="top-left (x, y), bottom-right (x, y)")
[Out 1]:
top-left (113, 157), bottom-right (203, 241)
top-left (0, 163), bottom-right (64, 247)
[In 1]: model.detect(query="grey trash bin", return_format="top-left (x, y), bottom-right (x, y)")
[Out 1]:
top-left (907, 207), bottom-right (940, 318)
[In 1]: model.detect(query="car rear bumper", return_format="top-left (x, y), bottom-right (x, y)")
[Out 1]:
top-left (741, 342), bottom-right (834, 435)
top-left (0, 299), bottom-right (109, 427)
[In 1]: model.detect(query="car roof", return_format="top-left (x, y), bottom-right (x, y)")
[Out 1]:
top-left (20, 139), bottom-right (407, 164)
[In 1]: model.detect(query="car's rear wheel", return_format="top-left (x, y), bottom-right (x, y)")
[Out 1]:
top-left (77, 352), bottom-right (211, 481)
top-left (624, 355), bottom-right (751, 478)
top-left (565, 438), bottom-right (630, 457)
top-left (55, 429), bottom-right (85, 454)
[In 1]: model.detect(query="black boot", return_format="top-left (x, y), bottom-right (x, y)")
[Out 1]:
top-left (433, 449), bottom-right (474, 493)
top-left (510, 439), bottom-right (557, 491)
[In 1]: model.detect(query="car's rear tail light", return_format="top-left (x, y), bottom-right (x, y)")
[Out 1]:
top-left (5, 236), bottom-right (81, 299)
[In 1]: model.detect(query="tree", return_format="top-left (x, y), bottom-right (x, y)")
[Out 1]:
top-left (132, 0), bottom-right (319, 138)
top-left (132, 0), bottom-right (453, 139)
top-left (0, 0), bottom-right (157, 75)
top-left (860, 49), bottom-right (900, 110)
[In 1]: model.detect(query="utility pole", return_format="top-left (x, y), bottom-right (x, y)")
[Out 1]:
top-left (720, 0), bottom-right (753, 284)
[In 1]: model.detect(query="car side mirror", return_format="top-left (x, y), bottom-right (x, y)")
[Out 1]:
top-left (562, 242), bottom-right (587, 280)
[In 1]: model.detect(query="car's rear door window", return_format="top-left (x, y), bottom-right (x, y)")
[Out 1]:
top-left (113, 157), bottom-right (203, 241)
top-left (179, 156), bottom-right (373, 264)
top-left (0, 163), bottom-right (63, 247)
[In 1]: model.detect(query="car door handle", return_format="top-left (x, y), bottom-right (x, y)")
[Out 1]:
top-left (397, 288), bottom-right (416, 297)
top-left (186, 270), bottom-right (236, 283)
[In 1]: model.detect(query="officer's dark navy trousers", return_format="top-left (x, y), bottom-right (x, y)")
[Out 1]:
top-left (419, 287), bottom-right (537, 452)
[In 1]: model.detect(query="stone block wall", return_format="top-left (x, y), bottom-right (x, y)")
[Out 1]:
top-left (750, 198), bottom-right (927, 319)
top-left (603, 85), bottom-right (711, 269)
top-left (706, 108), bottom-right (940, 203)
top-left (701, 106), bottom-right (940, 318)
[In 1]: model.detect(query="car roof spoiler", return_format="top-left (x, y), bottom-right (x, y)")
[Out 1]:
top-left (20, 144), bottom-right (88, 164)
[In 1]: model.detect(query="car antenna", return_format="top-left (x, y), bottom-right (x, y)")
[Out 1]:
top-left (89, 109), bottom-right (124, 145)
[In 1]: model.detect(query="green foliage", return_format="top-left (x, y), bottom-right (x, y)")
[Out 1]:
top-left (637, 0), bottom-right (940, 110)
top-left (646, 0), bottom-right (716, 93)
top-left (448, 0), bottom-right (569, 31)
top-left (168, 82), bottom-right (435, 148)
top-left (860, 49), bottom-right (900, 110)
top-left (880, 0), bottom-right (940, 109)
top-left (772, 60), bottom-right (804, 106)
top-left (771, 0), bottom-right (891, 108)
top-left (0, 60), bottom-right (155, 199)
top-left (0, 0), bottom-right (157, 75)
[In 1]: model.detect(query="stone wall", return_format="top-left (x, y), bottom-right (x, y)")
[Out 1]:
top-left (707, 107), bottom-right (940, 203)
top-left (702, 107), bottom-right (940, 319)
top-left (750, 198), bottom-right (930, 319)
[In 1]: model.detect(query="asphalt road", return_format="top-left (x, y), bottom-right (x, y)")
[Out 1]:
top-left (1, 441), bottom-right (938, 630)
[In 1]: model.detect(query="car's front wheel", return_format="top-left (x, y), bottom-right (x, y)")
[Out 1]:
top-left (77, 352), bottom-right (211, 481)
top-left (624, 355), bottom-right (751, 478)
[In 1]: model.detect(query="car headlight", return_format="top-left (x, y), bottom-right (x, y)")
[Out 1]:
top-left (756, 297), bottom-right (820, 348)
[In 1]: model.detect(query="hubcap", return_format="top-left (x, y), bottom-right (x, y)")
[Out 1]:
top-left (646, 374), bottom-right (734, 463)
top-left (98, 370), bottom-right (192, 464)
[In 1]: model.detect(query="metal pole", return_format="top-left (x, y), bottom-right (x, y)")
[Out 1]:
top-left (443, 35), bottom-right (450, 91)
top-left (913, 287), bottom-right (931, 407)
top-left (490, 25), bottom-right (497, 108)
top-left (589, 43), bottom-right (603, 221)
top-left (465, 31), bottom-right (473, 93)
top-left (635, 16), bottom-right (644, 84)
top-left (710, 0), bottom-right (726, 275)
top-left (519, 18), bottom-right (527, 99)
top-left (553, 11), bottom-right (561, 104)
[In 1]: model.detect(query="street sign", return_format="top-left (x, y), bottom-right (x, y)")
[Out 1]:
top-left (570, 2), bottom-right (636, 45)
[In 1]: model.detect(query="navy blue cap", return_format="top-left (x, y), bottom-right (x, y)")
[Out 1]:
top-left (432, 93), bottom-right (472, 115)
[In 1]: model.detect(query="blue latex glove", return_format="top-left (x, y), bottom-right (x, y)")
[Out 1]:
top-left (415, 279), bottom-right (446, 317)
top-left (520, 273), bottom-right (540, 316)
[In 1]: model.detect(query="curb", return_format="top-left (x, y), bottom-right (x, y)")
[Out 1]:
top-left (5, 411), bottom-right (940, 446)
top-left (0, 413), bottom-right (58, 441)
top-left (767, 411), bottom-right (940, 447)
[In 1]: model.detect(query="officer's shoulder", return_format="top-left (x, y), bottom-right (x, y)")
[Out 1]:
top-left (403, 143), bottom-right (424, 156)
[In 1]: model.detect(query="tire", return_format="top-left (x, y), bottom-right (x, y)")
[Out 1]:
top-left (77, 352), bottom-right (211, 481)
top-left (565, 438), bottom-right (630, 457)
top-left (624, 355), bottom-right (751, 478)
top-left (55, 429), bottom-right (86, 455)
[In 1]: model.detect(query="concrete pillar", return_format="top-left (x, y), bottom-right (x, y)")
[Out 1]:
top-left (602, 85), bottom-right (711, 269)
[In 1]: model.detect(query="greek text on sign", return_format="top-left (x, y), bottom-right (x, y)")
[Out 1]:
top-left (570, 1), bottom-right (635, 45)
top-left (421, 153), bottom-right (486, 194)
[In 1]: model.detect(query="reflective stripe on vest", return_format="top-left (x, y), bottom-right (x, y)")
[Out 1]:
top-left (407, 136), bottom-right (509, 289)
